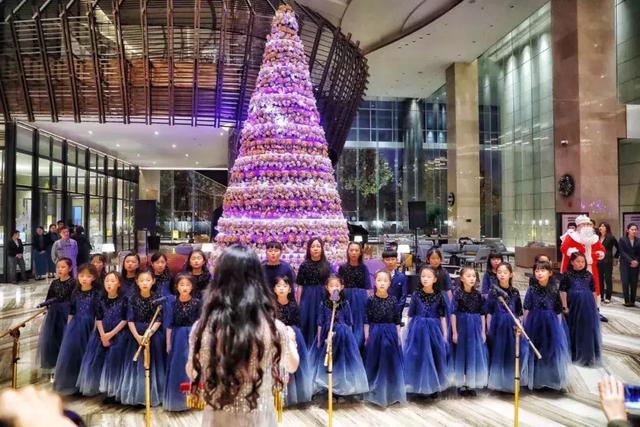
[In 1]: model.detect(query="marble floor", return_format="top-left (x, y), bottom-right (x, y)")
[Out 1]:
top-left (1, 272), bottom-right (639, 427)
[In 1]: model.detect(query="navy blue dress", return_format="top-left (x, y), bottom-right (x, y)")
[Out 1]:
top-left (403, 289), bottom-right (450, 395)
top-left (481, 271), bottom-right (498, 296)
top-left (77, 294), bottom-right (128, 396)
top-left (560, 270), bottom-right (602, 367)
top-left (338, 263), bottom-right (371, 351)
top-left (486, 285), bottom-right (527, 392)
top-left (191, 271), bottom-right (212, 300)
top-left (164, 297), bottom-right (201, 411)
top-left (388, 271), bottom-right (408, 318)
top-left (122, 275), bottom-right (137, 297)
top-left (263, 261), bottom-right (296, 287)
top-left (54, 288), bottom-right (98, 395)
top-left (523, 281), bottom-right (570, 390)
top-left (98, 295), bottom-right (130, 398)
top-left (451, 288), bottom-right (488, 389)
top-left (117, 292), bottom-right (166, 406)
top-left (38, 277), bottom-right (75, 369)
top-left (364, 295), bottom-right (406, 407)
top-left (276, 300), bottom-right (313, 406)
top-left (297, 259), bottom-right (332, 348)
top-left (311, 299), bottom-right (369, 396)
top-left (154, 271), bottom-right (174, 297)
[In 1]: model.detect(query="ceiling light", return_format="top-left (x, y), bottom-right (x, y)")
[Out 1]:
top-left (116, 143), bottom-right (120, 147)
top-left (154, 131), bottom-right (159, 136)
top-left (195, 161), bottom-right (199, 165)
top-left (88, 130), bottom-right (93, 135)
top-left (172, 144), bottom-right (177, 148)
top-left (220, 132), bottom-right (224, 136)
top-left (152, 161), bottom-right (156, 165)
top-left (185, 153), bottom-right (189, 157)
top-left (136, 153), bottom-right (140, 157)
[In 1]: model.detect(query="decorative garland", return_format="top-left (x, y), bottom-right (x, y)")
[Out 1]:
top-left (558, 174), bottom-right (575, 197)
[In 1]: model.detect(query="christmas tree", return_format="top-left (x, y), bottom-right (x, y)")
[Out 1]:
top-left (214, 4), bottom-right (349, 268)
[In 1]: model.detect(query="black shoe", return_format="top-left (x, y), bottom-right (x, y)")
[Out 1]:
top-left (599, 313), bottom-right (609, 322)
top-left (102, 396), bottom-right (117, 405)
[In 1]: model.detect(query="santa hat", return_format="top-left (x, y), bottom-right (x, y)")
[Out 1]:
top-left (575, 215), bottom-right (591, 226)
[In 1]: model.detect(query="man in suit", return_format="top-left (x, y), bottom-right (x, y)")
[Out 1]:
top-left (7, 230), bottom-right (27, 283)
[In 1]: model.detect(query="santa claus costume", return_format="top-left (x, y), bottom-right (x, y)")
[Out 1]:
top-left (560, 215), bottom-right (606, 295)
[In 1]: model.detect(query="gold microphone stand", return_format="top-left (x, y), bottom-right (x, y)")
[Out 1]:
top-left (497, 294), bottom-right (542, 427)
top-left (133, 305), bottom-right (162, 427)
top-left (323, 298), bottom-right (338, 427)
top-left (0, 308), bottom-right (47, 389)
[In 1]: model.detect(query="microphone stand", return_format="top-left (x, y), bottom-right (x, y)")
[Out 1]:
top-left (496, 292), bottom-right (542, 427)
top-left (0, 308), bottom-right (48, 388)
top-left (323, 299), bottom-right (338, 427)
top-left (133, 304), bottom-right (162, 427)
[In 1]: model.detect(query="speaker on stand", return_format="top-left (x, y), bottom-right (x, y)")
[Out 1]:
top-left (408, 201), bottom-right (428, 267)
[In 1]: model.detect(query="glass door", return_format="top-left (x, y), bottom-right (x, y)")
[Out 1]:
top-left (70, 195), bottom-right (85, 228)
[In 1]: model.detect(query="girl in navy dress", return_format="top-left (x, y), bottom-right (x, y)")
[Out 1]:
top-left (121, 253), bottom-right (140, 297)
top-left (77, 271), bottom-right (128, 398)
top-left (90, 253), bottom-right (107, 290)
top-left (273, 276), bottom-right (313, 406)
top-left (117, 269), bottom-right (166, 406)
top-left (451, 266), bottom-right (488, 396)
top-left (185, 249), bottom-right (211, 300)
top-left (560, 252), bottom-right (602, 367)
top-left (403, 266), bottom-right (449, 396)
top-left (427, 248), bottom-right (453, 301)
top-left (481, 253), bottom-right (503, 297)
top-left (364, 270), bottom-right (406, 407)
top-left (164, 273), bottom-right (201, 411)
top-left (523, 260), bottom-right (570, 390)
top-left (38, 257), bottom-right (75, 371)
top-left (486, 262), bottom-right (526, 392)
top-left (382, 250), bottom-right (408, 319)
top-left (98, 272), bottom-right (130, 402)
top-left (53, 264), bottom-right (99, 395)
top-left (151, 252), bottom-right (173, 297)
top-left (297, 238), bottom-right (332, 348)
top-left (338, 242), bottom-right (372, 351)
top-left (311, 275), bottom-right (369, 396)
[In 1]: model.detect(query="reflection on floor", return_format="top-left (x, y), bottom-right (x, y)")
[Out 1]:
top-left (1, 272), bottom-right (638, 427)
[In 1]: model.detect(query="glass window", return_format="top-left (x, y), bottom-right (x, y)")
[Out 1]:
top-left (70, 195), bottom-right (85, 227)
top-left (106, 196), bottom-right (114, 243)
top-left (40, 191), bottom-right (63, 230)
top-left (89, 152), bottom-right (97, 170)
top-left (96, 173), bottom-right (105, 196)
top-left (39, 134), bottom-right (51, 157)
top-left (52, 162), bottom-right (63, 191)
top-left (67, 145), bottom-right (77, 166)
top-left (77, 147), bottom-right (86, 169)
top-left (16, 189), bottom-right (32, 245)
top-left (16, 125), bottom-right (33, 152)
top-left (52, 138), bottom-right (63, 161)
top-left (108, 176), bottom-right (115, 198)
top-left (39, 158), bottom-right (51, 189)
top-left (16, 153), bottom-right (33, 186)
top-left (117, 179), bottom-right (124, 199)
top-left (77, 168), bottom-right (86, 194)
top-left (89, 197), bottom-right (104, 250)
top-left (67, 166), bottom-right (77, 193)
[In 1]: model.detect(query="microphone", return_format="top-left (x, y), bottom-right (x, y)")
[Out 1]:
top-left (491, 283), bottom-right (509, 299)
top-left (37, 298), bottom-right (59, 308)
top-left (330, 290), bottom-right (340, 303)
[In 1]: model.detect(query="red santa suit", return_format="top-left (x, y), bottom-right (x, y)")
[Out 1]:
top-left (560, 230), bottom-right (606, 295)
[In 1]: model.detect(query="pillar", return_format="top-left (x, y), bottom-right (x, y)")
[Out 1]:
top-left (552, 0), bottom-right (626, 234)
top-left (446, 61), bottom-right (481, 239)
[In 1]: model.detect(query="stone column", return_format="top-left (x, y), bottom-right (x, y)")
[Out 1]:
top-left (446, 61), bottom-right (481, 239)
top-left (552, 0), bottom-right (626, 233)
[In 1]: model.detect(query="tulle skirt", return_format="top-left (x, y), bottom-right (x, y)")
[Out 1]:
top-left (567, 290), bottom-right (602, 367)
top-left (403, 317), bottom-right (449, 395)
top-left (164, 326), bottom-right (191, 411)
top-left (76, 331), bottom-right (108, 396)
top-left (452, 313), bottom-right (488, 389)
top-left (299, 286), bottom-right (325, 349)
top-left (285, 326), bottom-right (313, 406)
top-left (344, 288), bottom-right (368, 351)
top-left (117, 322), bottom-right (166, 406)
top-left (364, 323), bottom-right (406, 407)
top-left (99, 330), bottom-right (129, 398)
top-left (53, 315), bottom-right (95, 395)
top-left (311, 324), bottom-right (369, 396)
top-left (487, 312), bottom-right (528, 392)
top-left (38, 302), bottom-right (71, 369)
top-left (523, 310), bottom-right (570, 390)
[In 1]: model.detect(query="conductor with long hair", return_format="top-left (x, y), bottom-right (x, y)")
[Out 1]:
top-left (188, 245), bottom-right (299, 426)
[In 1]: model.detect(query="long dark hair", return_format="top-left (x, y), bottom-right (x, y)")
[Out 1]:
top-left (486, 253), bottom-right (503, 273)
top-left (273, 276), bottom-right (295, 303)
top-left (121, 252), bottom-right (141, 278)
top-left (184, 249), bottom-right (209, 274)
top-left (418, 264), bottom-right (441, 292)
top-left (190, 245), bottom-right (282, 411)
top-left (598, 222), bottom-right (612, 238)
top-left (305, 237), bottom-right (330, 278)
top-left (345, 242), bottom-right (363, 265)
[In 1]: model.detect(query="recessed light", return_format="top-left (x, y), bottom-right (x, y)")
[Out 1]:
top-left (88, 130), bottom-right (93, 135)
top-left (116, 143), bottom-right (120, 147)
top-left (185, 153), bottom-right (189, 157)
top-left (220, 132), bottom-right (224, 136)
top-left (152, 161), bottom-right (157, 165)
top-left (136, 153), bottom-right (140, 157)
top-left (154, 131), bottom-right (159, 136)
top-left (172, 144), bottom-right (177, 148)
top-left (195, 161), bottom-right (199, 165)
